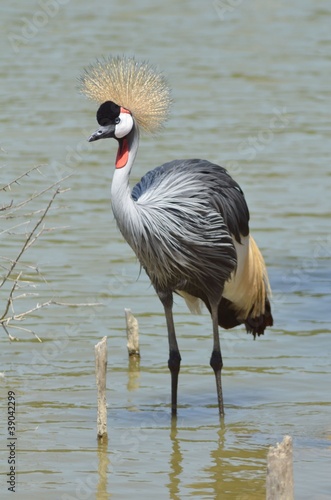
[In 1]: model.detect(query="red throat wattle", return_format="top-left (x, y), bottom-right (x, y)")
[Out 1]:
top-left (115, 138), bottom-right (129, 168)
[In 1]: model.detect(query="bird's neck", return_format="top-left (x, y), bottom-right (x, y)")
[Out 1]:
top-left (110, 123), bottom-right (140, 243)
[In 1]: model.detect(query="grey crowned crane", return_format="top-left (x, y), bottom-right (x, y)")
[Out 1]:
top-left (80, 56), bottom-right (273, 416)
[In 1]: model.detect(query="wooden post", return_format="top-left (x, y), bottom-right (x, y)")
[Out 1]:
top-left (266, 435), bottom-right (294, 500)
top-left (125, 308), bottom-right (140, 357)
top-left (95, 336), bottom-right (108, 441)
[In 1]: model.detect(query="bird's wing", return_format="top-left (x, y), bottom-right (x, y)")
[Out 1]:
top-left (132, 159), bottom-right (250, 243)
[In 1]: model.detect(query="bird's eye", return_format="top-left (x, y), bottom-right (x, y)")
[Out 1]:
top-left (115, 117), bottom-right (121, 124)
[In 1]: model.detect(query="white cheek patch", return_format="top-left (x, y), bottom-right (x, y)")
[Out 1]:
top-left (115, 112), bottom-right (134, 139)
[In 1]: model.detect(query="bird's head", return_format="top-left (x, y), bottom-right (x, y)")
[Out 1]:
top-left (79, 55), bottom-right (171, 138)
top-left (88, 101), bottom-right (134, 142)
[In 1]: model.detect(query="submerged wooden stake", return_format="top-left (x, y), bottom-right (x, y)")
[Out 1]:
top-left (125, 308), bottom-right (140, 357)
top-left (266, 435), bottom-right (294, 500)
top-left (95, 336), bottom-right (108, 441)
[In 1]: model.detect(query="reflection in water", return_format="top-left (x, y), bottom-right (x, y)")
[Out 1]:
top-left (167, 420), bottom-right (267, 499)
top-left (96, 440), bottom-right (110, 500)
top-left (127, 356), bottom-right (141, 392)
top-left (206, 425), bottom-right (266, 499)
top-left (168, 418), bottom-right (183, 500)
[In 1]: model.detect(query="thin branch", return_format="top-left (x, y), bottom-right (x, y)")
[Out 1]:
top-left (1, 300), bottom-right (54, 323)
top-left (24, 226), bottom-right (47, 251)
top-left (0, 220), bottom-right (30, 236)
top-left (0, 272), bottom-right (22, 321)
top-left (8, 178), bottom-right (70, 213)
top-left (0, 200), bottom-right (13, 212)
top-left (1, 323), bottom-right (19, 342)
top-left (11, 293), bottom-right (39, 302)
top-left (0, 259), bottom-right (49, 289)
top-left (0, 188), bottom-right (60, 289)
top-left (0, 168), bottom-right (74, 341)
top-left (51, 301), bottom-right (103, 307)
top-left (1, 299), bottom-right (103, 325)
top-left (1, 197), bottom-right (71, 222)
top-left (4, 323), bottom-right (42, 342)
top-left (0, 165), bottom-right (43, 192)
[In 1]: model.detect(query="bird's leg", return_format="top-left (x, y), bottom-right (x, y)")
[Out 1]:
top-left (210, 300), bottom-right (224, 417)
top-left (157, 291), bottom-right (181, 417)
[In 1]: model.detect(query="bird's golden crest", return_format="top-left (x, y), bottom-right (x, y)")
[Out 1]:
top-left (79, 55), bottom-right (171, 134)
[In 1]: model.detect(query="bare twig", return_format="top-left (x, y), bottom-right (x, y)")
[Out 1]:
top-left (51, 301), bottom-right (103, 307)
top-left (0, 299), bottom-right (103, 341)
top-left (1, 300), bottom-right (54, 323)
top-left (1, 323), bottom-right (19, 341)
top-left (3, 323), bottom-right (42, 342)
top-left (0, 167), bottom-right (94, 341)
top-left (0, 200), bottom-right (13, 212)
top-left (7, 177), bottom-right (70, 214)
top-left (0, 220), bottom-right (30, 236)
top-left (0, 165), bottom-right (43, 192)
top-left (0, 188), bottom-right (60, 289)
top-left (0, 271), bottom-right (22, 321)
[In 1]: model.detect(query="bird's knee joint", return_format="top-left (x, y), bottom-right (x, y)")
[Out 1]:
top-left (168, 350), bottom-right (181, 373)
top-left (210, 350), bottom-right (223, 372)
top-left (157, 290), bottom-right (173, 309)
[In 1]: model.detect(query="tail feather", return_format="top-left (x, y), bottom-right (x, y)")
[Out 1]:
top-left (221, 235), bottom-right (273, 338)
top-left (177, 234), bottom-right (273, 338)
top-left (244, 296), bottom-right (273, 338)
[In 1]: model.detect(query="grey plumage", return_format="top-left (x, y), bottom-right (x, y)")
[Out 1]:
top-left (82, 55), bottom-right (273, 416)
top-left (130, 159), bottom-right (247, 296)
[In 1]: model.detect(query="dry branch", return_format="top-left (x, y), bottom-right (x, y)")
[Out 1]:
top-left (1, 166), bottom-right (43, 192)
top-left (0, 166), bottom-right (101, 341)
top-left (2, 173), bottom-right (71, 215)
top-left (0, 187), bottom-right (61, 289)
top-left (0, 167), bottom-right (70, 340)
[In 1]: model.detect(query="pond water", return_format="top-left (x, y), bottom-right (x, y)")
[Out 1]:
top-left (0, 0), bottom-right (330, 498)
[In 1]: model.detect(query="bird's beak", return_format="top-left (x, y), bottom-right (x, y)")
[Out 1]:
top-left (88, 124), bottom-right (115, 142)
